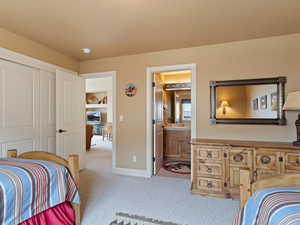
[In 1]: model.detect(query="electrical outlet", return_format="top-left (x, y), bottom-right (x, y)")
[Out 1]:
top-left (133, 155), bottom-right (137, 163)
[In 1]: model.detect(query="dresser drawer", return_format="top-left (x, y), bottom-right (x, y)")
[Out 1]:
top-left (285, 153), bottom-right (300, 171)
top-left (255, 151), bottom-right (280, 170)
top-left (229, 148), bottom-right (253, 168)
top-left (255, 169), bottom-right (280, 181)
top-left (194, 145), bottom-right (223, 161)
top-left (196, 177), bottom-right (223, 193)
top-left (196, 161), bottom-right (223, 178)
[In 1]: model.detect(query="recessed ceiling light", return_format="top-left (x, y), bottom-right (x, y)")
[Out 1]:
top-left (81, 48), bottom-right (91, 54)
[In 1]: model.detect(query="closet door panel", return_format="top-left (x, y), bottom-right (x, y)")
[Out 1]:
top-left (40, 71), bottom-right (56, 153)
top-left (0, 59), bottom-right (39, 156)
top-left (0, 67), bottom-right (4, 129)
top-left (5, 66), bottom-right (34, 128)
top-left (0, 144), bottom-right (3, 157)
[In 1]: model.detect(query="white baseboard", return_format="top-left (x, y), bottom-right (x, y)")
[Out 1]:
top-left (112, 167), bottom-right (151, 178)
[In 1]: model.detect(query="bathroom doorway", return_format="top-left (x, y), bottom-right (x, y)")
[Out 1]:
top-left (146, 64), bottom-right (197, 179)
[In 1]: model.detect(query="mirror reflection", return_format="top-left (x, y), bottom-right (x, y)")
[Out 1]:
top-left (163, 90), bottom-right (191, 124)
top-left (216, 84), bottom-right (278, 119)
top-left (175, 91), bottom-right (191, 123)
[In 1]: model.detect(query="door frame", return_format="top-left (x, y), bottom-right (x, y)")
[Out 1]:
top-left (80, 71), bottom-right (117, 170)
top-left (146, 64), bottom-right (197, 178)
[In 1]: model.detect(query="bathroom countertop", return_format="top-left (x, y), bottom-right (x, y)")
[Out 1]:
top-left (163, 126), bottom-right (191, 131)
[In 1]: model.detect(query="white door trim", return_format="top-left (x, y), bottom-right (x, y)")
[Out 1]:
top-left (80, 71), bottom-right (117, 171)
top-left (146, 64), bottom-right (197, 177)
top-left (0, 47), bottom-right (77, 74)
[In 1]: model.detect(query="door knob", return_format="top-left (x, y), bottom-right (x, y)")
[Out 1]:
top-left (58, 129), bottom-right (67, 133)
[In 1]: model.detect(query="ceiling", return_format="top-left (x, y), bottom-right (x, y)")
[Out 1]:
top-left (1, 0), bottom-right (300, 60)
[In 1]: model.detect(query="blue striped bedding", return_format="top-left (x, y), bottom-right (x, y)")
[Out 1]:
top-left (0, 158), bottom-right (80, 225)
top-left (233, 187), bottom-right (300, 225)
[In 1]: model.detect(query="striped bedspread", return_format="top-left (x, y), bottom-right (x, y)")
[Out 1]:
top-left (0, 158), bottom-right (80, 225)
top-left (233, 187), bottom-right (300, 225)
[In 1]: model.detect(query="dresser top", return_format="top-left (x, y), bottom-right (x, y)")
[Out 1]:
top-left (191, 138), bottom-right (300, 150)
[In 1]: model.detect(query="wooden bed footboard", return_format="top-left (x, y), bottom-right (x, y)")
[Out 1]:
top-left (239, 169), bottom-right (300, 208)
top-left (7, 150), bottom-right (81, 225)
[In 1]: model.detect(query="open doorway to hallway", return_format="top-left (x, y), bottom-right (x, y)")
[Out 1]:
top-left (153, 70), bottom-right (192, 179)
top-left (86, 76), bottom-right (113, 151)
top-left (81, 72), bottom-right (116, 170)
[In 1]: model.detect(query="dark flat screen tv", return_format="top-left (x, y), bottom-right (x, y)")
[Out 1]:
top-left (86, 111), bottom-right (101, 122)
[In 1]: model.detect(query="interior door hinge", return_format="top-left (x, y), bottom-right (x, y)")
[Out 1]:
top-left (152, 82), bottom-right (156, 87)
top-left (153, 157), bottom-right (156, 162)
top-left (152, 119), bottom-right (155, 125)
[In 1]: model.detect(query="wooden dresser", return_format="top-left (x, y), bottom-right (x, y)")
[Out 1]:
top-left (191, 139), bottom-right (300, 198)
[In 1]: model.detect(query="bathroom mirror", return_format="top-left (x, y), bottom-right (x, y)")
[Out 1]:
top-left (210, 77), bottom-right (287, 125)
top-left (163, 90), bottom-right (191, 124)
top-left (175, 91), bottom-right (191, 123)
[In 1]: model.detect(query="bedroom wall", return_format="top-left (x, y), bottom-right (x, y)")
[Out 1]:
top-left (80, 33), bottom-right (300, 170)
top-left (0, 28), bottom-right (79, 71)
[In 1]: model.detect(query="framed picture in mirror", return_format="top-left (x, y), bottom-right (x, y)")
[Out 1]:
top-left (260, 95), bottom-right (268, 110)
top-left (253, 98), bottom-right (259, 111)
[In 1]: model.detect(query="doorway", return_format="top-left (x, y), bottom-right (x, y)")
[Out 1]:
top-left (146, 64), bottom-right (197, 179)
top-left (81, 71), bottom-right (117, 170)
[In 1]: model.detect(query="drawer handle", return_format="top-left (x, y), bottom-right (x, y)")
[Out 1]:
top-left (207, 167), bottom-right (212, 173)
top-left (207, 152), bottom-right (212, 158)
top-left (233, 154), bottom-right (244, 162)
top-left (207, 182), bottom-right (213, 188)
top-left (253, 170), bottom-right (258, 178)
top-left (261, 155), bottom-right (271, 164)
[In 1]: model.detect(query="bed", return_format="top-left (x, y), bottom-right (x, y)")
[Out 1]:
top-left (0, 150), bottom-right (81, 225)
top-left (234, 169), bottom-right (300, 225)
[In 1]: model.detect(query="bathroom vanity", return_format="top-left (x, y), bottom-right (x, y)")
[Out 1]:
top-left (164, 124), bottom-right (191, 161)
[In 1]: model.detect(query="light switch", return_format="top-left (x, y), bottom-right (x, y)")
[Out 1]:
top-left (133, 155), bottom-right (137, 163)
top-left (119, 115), bottom-right (124, 121)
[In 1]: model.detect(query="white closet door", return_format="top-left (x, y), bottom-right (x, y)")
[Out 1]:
top-left (40, 70), bottom-right (56, 153)
top-left (0, 59), bottom-right (39, 156)
top-left (56, 70), bottom-right (86, 169)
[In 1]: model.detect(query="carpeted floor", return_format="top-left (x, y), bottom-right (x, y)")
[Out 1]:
top-left (90, 135), bottom-right (112, 151)
top-left (80, 150), bottom-right (239, 225)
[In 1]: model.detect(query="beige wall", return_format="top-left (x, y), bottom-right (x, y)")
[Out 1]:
top-left (0, 28), bottom-right (79, 71)
top-left (80, 34), bottom-right (300, 170)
